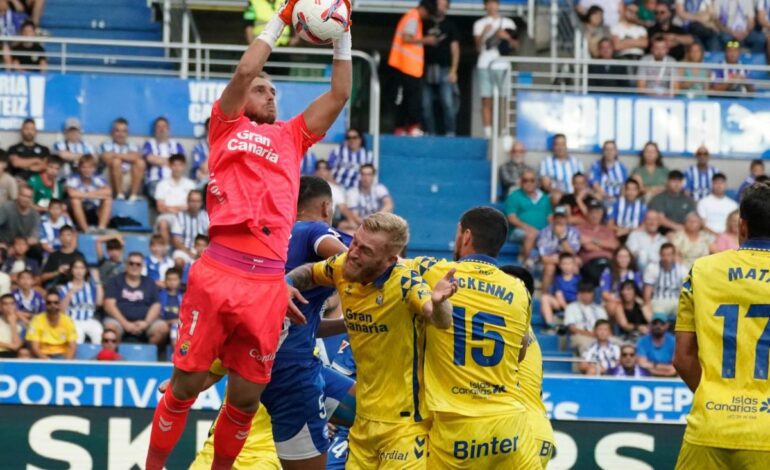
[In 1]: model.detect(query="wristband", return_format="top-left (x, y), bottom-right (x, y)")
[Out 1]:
top-left (257, 15), bottom-right (287, 49)
top-left (333, 30), bottom-right (352, 61)
top-left (285, 275), bottom-right (295, 287)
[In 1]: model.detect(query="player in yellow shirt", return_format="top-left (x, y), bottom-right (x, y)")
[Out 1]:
top-left (25, 291), bottom-right (77, 359)
top-left (286, 212), bottom-right (458, 469)
top-left (412, 207), bottom-right (540, 469)
top-left (674, 182), bottom-right (770, 469)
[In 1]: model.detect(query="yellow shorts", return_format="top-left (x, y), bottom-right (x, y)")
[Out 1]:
top-left (428, 410), bottom-right (541, 469)
top-left (676, 441), bottom-right (770, 470)
top-left (528, 411), bottom-right (555, 469)
top-left (189, 406), bottom-right (281, 470)
top-left (347, 416), bottom-right (430, 470)
top-left (534, 437), bottom-right (555, 469)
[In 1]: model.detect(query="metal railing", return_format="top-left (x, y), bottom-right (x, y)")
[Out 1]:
top-left (488, 55), bottom-right (770, 201)
top-left (543, 356), bottom-right (601, 375)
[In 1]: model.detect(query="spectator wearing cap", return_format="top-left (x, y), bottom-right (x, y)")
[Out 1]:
top-left (25, 290), bottom-right (77, 360)
top-left (0, 151), bottom-right (18, 205)
top-left (143, 117), bottom-right (186, 195)
top-left (607, 178), bottom-right (647, 239)
top-left (539, 134), bottom-right (584, 194)
top-left (709, 40), bottom-right (754, 93)
top-left (626, 210), bottom-right (667, 272)
top-left (66, 154), bottom-right (112, 233)
top-left (7, 118), bottom-right (49, 181)
top-left (647, 1), bottom-right (693, 61)
top-left (696, 173), bottom-right (738, 234)
top-left (53, 118), bottom-right (94, 179)
top-left (154, 154), bottom-right (196, 244)
top-left (636, 34), bottom-right (678, 96)
top-left (536, 205), bottom-right (581, 293)
top-left (589, 140), bottom-right (628, 203)
top-left (579, 319), bottom-right (620, 375)
top-left (0, 185), bottom-right (40, 248)
top-left (631, 141), bottom-right (669, 199)
top-left (100, 117), bottom-right (145, 201)
top-left (609, 343), bottom-right (650, 377)
top-left (565, 281), bottom-right (609, 354)
top-left (95, 328), bottom-right (123, 361)
top-left (738, 159), bottom-right (765, 200)
top-left (648, 169), bottom-right (696, 232)
top-left (11, 20), bottom-right (46, 73)
top-left (643, 242), bottom-right (687, 321)
top-left (712, 0), bottom-right (765, 53)
top-left (685, 145), bottom-right (719, 201)
top-left (340, 164), bottom-right (393, 230)
top-left (506, 168), bottom-right (552, 263)
top-left (327, 128), bottom-right (373, 190)
top-left (578, 198), bottom-right (619, 286)
top-left (27, 155), bottom-right (64, 212)
top-left (636, 313), bottom-right (676, 376)
top-left (499, 141), bottom-right (533, 197)
top-left (190, 117), bottom-right (209, 184)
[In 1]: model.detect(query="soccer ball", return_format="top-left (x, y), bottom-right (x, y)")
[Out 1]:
top-left (292, 0), bottom-right (349, 45)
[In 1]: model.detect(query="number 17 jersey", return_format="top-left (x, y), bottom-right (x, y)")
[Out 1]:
top-left (676, 240), bottom-right (770, 451)
top-left (413, 255), bottom-right (531, 417)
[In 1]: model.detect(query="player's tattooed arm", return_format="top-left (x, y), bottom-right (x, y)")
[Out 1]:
top-left (286, 263), bottom-right (318, 291)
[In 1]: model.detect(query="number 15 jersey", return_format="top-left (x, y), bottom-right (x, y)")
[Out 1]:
top-left (676, 240), bottom-right (770, 451)
top-left (413, 255), bottom-right (531, 417)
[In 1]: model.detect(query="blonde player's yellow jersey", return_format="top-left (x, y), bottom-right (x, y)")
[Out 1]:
top-left (413, 255), bottom-right (531, 417)
top-left (518, 329), bottom-right (554, 442)
top-left (312, 252), bottom-right (433, 423)
top-left (676, 241), bottom-right (770, 451)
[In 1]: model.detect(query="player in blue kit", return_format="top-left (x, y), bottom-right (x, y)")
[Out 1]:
top-left (326, 337), bottom-right (356, 470)
top-left (260, 175), bottom-right (357, 470)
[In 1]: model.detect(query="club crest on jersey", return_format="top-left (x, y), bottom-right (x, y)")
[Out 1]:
top-left (179, 340), bottom-right (191, 356)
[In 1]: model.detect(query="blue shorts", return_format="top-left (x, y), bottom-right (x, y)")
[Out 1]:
top-left (326, 426), bottom-right (350, 470)
top-left (261, 358), bottom-right (355, 460)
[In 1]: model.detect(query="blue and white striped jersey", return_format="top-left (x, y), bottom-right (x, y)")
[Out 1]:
top-left (190, 139), bottom-right (209, 181)
top-left (327, 145), bottom-right (373, 189)
top-left (171, 210), bottom-right (209, 249)
top-left (12, 288), bottom-right (44, 314)
top-left (539, 155), bottom-right (584, 193)
top-left (300, 150), bottom-right (317, 177)
top-left (159, 289), bottom-right (183, 320)
top-left (143, 255), bottom-right (174, 283)
top-left (53, 140), bottom-right (95, 177)
top-left (588, 160), bottom-right (628, 199)
top-left (685, 165), bottom-right (718, 201)
top-left (39, 213), bottom-right (75, 250)
top-left (66, 174), bottom-right (108, 207)
top-left (142, 138), bottom-right (186, 182)
top-left (100, 139), bottom-right (141, 172)
top-left (609, 197), bottom-right (647, 229)
top-left (345, 183), bottom-right (390, 217)
top-left (59, 281), bottom-right (98, 321)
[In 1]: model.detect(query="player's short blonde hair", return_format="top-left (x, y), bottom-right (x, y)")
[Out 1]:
top-left (361, 212), bottom-right (410, 253)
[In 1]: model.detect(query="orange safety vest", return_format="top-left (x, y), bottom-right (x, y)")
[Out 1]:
top-left (388, 8), bottom-right (424, 78)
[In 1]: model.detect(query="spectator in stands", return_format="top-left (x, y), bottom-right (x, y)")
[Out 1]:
top-left (498, 141), bottom-right (532, 196)
top-left (171, 190), bottom-right (208, 263)
top-left (636, 34), bottom-right (678, 95)
top-left (39, 198), bottom-right (73, 255)
top-left (506, 169), bottom-right (552, 264)
top-left (3, 237), bottom-right (39, 281)
top-left (159, 268), bottom-right (183, 348)
top-left (144, 235), bottom-right (174, 289)
top-left (422, 0), bottom-right (459, 136)
top-left (11, 0), bottom-right (45, 29)
top-left (100, 117), bottom-right (145, 201)
top-left (0, 185), bottom-right (39, 249)
top-left (674, 0), bottom-right (717, 49)
top-left (583, 6), bottom-right (611, 58)
top-left (0, 0), bottom-right (20, 51)
top-left (712, 0), bottom-right (765, 52)
top-left (300, 150), bottom-right (317, 177)
top-left (540, 252), bottom-right (581, 330)
top-left (579, 319), bottom-right (620, 375)
top-left (389, 0), bottom-right (437, 137)
top-left (53, 118), bottom-right (93, 179)
top-left (672, 212), bottom-right (714, 269)
top-left (610, 343), bottom-right (649, 376)
top-left (243, 0), bottom-right (291, 45)
top-left (27, 155), bottom-right (64, 212)
top-left (474, 0), bottom-right (517, 138)
top-left (313, 160), bottom-right (346, 224)
top-left (588, 38), bottom-right (629, 88)
top-left (599, 245), bottom-right (642, 312)
top-left (557, 172), bottom-right (596, 225)
top-left (697, 173), bottom-right (738, 233)
top-left (613, 280), bottom-right (652, 338)
top-left (537, 206), bottom-right (582, 292)
top-left (59, 258), bottom-right (102, 344)
top-left (539, 134), bottom-right (584, 193)
top-left (0, 260), bottom-right (9, 296)
top-left (738, 159), bottom-right (765, 199)
top-left (327, 128), bottom-right (373, 190)
top-left (643, 242), bottom-right (687, 320)
top-left (678, 42), bottom-right (710, 94)
top-left (12, 269), bottom-right (41, 318)
top-left (626, 210), bottom-right (667, 272)
top-left (565, 281), bottom-right (609, 353)
top-left (578, 198), bottom-right (619, 285)
top-left (67, 154), bottom-right (112, 233)
top-left (143, 117), bottom-right (185, 195)
top-left (648, 1), bottom-right (693, 61)
top-left (96, 234), bottom-right (124, 283)
top-left (95, 329), bottom-right (123, 361)
top-left (631, 141), bottom-right (669, 198)
top-left (611, 3), bottom-right (649, 59)
top-left (8, 118), bottom-right (49, 180)
top-left (685, 145), bottom-right (719, 200)
top-left (709, 209), bottom-right (740, 253)
top-left (40, 225), bottom-right (85, 288)
top-left (154, 154), bottom-right (196, 244)
top-left (26, 290), bottom-right (77, 360)
top-left (0, 151), bottom-right (18, 204)
top-left (190, 117), bottom-right (209, 184)
top-left (608, 178), bottom-right (647, 238)
top-left (709, 40), bottom-right (754, 93)
top-left (589, 140), bottom-right (628, 204)
top-left (577, 0), bottom-right (622, 27)
top-left (636, 313), bottom-right (677, 376)
top-left (103, 252), bottom-right (165, 345)
top-left (0, 293), bottom-right (22, 357)
top-left (648, 170), bottom-right (696, 232)
top-left (11, 20), bottom-right (46, 73)
top-left (340, 164), bottom-right (393, 229)
top-left (758, 0), bottom-right (770, 61)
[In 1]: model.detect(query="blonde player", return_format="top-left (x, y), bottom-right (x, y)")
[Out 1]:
top-left (285, 212), bottom-right (458, 469)
top-left (413, 207), bottom-right (540, 469)
top-left (674, 181), bottom-right (770, 469)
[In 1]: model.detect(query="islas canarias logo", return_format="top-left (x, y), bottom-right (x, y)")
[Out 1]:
top-left (760, 398), bottom-right (770, 413)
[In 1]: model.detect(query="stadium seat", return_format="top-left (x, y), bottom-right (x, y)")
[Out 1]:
top-left (118, 343), bottom-right (157, 362)
top-left (537, 334), bottom-right (560, 353)
top-left (726, 188), bottom-right (739, 202)
top-left (542, 351), bottom-right (574, 374)
top-left (122, 234), bottom-right (152, 259)
top-left (111, 199), bottom-right (151, 232)
top-left (75, 343), bottom-right (101, 360)
top-left (78, 233), bottom-right (100, 265)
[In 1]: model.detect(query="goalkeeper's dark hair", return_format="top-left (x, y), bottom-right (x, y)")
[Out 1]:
top-left (298, 175), bottom-right (332, 210)
top-left (459, 206), bottom-right (508, 258)
top-left (740, 181), bottom-right (770, 239)
top-left (500, 265), bottom-right (534, 296)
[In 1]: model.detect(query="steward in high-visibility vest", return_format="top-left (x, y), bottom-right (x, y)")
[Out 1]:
top-left (244, 0), bottom-right (291, 45)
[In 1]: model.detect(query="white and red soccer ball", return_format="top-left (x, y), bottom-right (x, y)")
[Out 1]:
top-left (292, 0), bottom-right (349, 45)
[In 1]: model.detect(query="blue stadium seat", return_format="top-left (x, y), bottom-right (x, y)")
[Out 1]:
top-left (119, 343), bottom-right (157, 362)
top-left (75, 343), bottom-right (101, 360)
top-left (122, 234), bottom-right (151, 259)
top-left (78, 233), bottom-right (100, 265)
top-left (726, 188), bottom-right (739, 202)
top-left (543, 351), bottom-right (574, 374)
top-left (537, 334), bottom-right (560, 353)
top-left (111, 199), bottom-right (151, 232)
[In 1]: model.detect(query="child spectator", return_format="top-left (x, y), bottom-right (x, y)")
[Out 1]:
top-left (154, 154), bottom-right (196, 244)
top-left (95, 329), bottom-right (123, 361)
top-left (176, 234), bottom-right (209, 285)
top-left (612, 280), bottom-right (651, 339)
top-left (171, 190), bottom-right (208, 262)
top-left (609, 344), bottom-right (649, 377)
top-left (39, 225), bottom-right (84, 288)
top-left (2, 236), bottom-right (40, 281)
top-left (39, 198), bottom-right (74, 254)
top-left (608, 178), bottom-right (647, 238)
top-left (159, 268), bottom-right (183, 347)
top-left (599, 246), bottom-right (642, 314)
top-left (99, 117), bottom-right (145, 201)
top-left (536, 205), bottom-right (581, 293)
top-left (540, 253), bottom-right (580, 331)
top-left (738, 159), bottom-right (765, 200)
top-left (53, 118), bottom-right (93, 179)
top-left (0, 151), bottom-right (18, 204)
top-left (26, 290), bottom-right (77, 360)
top-left (27, 155), bottom-right (64, 212)
top-left (12, 269), bottom-right (42, 318)
top-left (190, 118), bottom-right (209, 184)
top-left (59, 258), bottom-right (103, 343)
top-left (66, 154), bottom-right (112, 233)
top-left (565, 281), bottom-right (608, 354)
top-left (143, 117), bottom-right (185, 195)
top-left (144, 235), bottom-right (174, 287)
top-left (96, 234), bottom-right (124, 282)
top-left (579, 319), bottom-right (620, 375)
